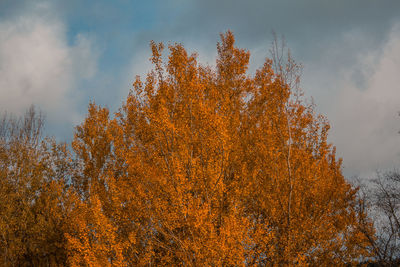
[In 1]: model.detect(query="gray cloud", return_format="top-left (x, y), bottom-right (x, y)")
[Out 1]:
top-left (300, 23), bottom-right (400, 178)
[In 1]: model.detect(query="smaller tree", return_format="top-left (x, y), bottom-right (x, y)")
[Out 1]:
top-left (0, 107), bottom-right (73, 266)
top-left (356, 171), bottom-right (400, 265)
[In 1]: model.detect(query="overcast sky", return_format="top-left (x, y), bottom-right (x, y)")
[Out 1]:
top-left (1, 0), bottom-right (400, 178)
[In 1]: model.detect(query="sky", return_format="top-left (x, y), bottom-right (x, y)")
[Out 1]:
top-left (1, 0), bottom-right (400, 179)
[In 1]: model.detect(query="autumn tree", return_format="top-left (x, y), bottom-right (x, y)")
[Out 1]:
top-left (66, 104), bottom-right (126, 267)
top-left (0, 107), bottom-right (73, 266)
top-left (69, 31), bottom-right (373, 265)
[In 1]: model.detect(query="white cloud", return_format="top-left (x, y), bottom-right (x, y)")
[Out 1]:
top-left (322, 24), bottom-right (400, 178)
top-left (0, 3), bottom-right (97, 126)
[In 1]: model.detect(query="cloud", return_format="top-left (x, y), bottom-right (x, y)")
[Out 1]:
top-left (318, 24), bottom-right (400, 178)
top-left (0, 3), bottom-right (97, 131)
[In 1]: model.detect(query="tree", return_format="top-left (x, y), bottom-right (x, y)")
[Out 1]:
top-left (70, 31), bottom-right (372, 265)
top-left (0, 107), bottom-right (73, 266)
top-left (67, 104), bottom-right (126, 266)
top-left (356, 171), bottom-right (400, 266)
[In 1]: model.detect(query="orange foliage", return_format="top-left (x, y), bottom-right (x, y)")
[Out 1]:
top-left (0, 33), bottom-right (374, 266)
top-left (0, 108), bottom-right (72, 266)
top-left (67, 32), bottom-right (372, 265)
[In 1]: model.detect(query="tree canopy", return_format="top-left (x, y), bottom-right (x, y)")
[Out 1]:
top-left (0, 32), bottom-right (375, 266)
